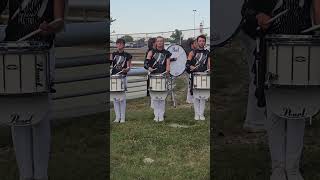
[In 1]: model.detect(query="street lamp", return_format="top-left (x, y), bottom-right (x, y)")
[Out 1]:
top-left (193, 9), bottom-right (197, 38)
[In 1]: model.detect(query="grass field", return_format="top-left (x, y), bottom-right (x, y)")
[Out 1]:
top-left (212, 37), bottom-right (320, 180)
top-left (110, 75), bottom-right (210, 180)
top-left (0, 113), bottom-right (108, 180)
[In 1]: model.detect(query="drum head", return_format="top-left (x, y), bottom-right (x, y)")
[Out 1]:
top-left (167, 45), bottom-right (187, 76)
top-left (212, 0), bottom-right (244, 47)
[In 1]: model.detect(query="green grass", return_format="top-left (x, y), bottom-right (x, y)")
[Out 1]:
top-left (111, 75), bottom-right (210, 180)
top-left (212, 37), bottom-right (320, 179)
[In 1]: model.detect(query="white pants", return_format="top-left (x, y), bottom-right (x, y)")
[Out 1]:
top-left (266, 109), bottom-right (305, 174)
top-left (186, 74), bottom-right (193, 104)
top-left (239, 30), bottom-right (266, 130)
top-left (113, 77), bottom-right (127, 121)
top-left (193, 98), bottom-right (206, 117)
top-left (12, 113), bottom-right (51, 180)
top-left (113, 98), bottom-right (126, 120)
top-left (153, 100), bottom-right (165, 119)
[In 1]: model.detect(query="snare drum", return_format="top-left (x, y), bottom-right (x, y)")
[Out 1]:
top-left (193, 72), bottom-right (210, 90)
top-left (0, 41), bottom-right (51, 95)
top-left (149, 74), bottom-right (167, 92)
top-left (265, 35), bottom-right (320, 87)
top-left (110, 75), bottom-right (125, 92)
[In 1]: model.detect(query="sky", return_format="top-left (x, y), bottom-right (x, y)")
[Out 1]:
top-left (110, 0), bottom-right (210, 36)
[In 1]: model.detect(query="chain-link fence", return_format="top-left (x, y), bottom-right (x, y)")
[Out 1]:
top-left (110, 27), bottom-right (210, 48)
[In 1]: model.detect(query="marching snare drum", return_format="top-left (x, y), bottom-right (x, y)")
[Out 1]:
top-left (193, 72), bottom-right (210, 90)
top-left (265, 35), bottom-right (320, 87)
top-left (110, 74), bottom-right (125, 92)
top-left (149, 74), bottom-right (167, 92)
top-left (0, 41), bottom-right (51, 95)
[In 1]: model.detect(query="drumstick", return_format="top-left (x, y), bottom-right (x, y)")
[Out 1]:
top-left (301, 24), bottom-right (320, 33)
top-left (115, 70), bottom-right (124, 75)
top-left (17, 18), bottom-right (63, 42)
top-left (256, 9), bottom-right (288, 31)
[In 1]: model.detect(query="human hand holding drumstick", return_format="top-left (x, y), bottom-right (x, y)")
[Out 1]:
top-left (18, 18), bottom-right (64, 41)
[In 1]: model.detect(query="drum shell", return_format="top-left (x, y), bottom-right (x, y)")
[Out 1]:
top-left (110, 75), bottom-right (125, 92)
top-left (0, 42), bottom-right (51, 95)
top-left (149, 74), bottom-right (167, 92)
top-left (265, 35), bottom-right (320, 87)
top-left (193, 72), bottom-right (210, 90)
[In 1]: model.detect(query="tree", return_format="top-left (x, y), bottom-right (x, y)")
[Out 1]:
top-left (170, 29), bottom-right (183, 44)
top-left (120, 35), bottom-right (134, 42)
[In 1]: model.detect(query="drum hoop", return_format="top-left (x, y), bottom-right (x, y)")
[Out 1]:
top-left (0, 41), bottom-right (51, 51)
top-left (265, 34), bottom-right (320, 45)
top-left (149, 74), bottom-right (167, 78)
top-left (212, 18), bottom-right (243, 48)
top-left (193, 72), bottom-right (209, 75)
top-left (111, 74), bottom-right (125, 78)
top-left (0, 92), bottom-right (50, 96)
top-left (266, 85), bottom-right (320, 88)
top-left (167, 44), bottom-right (187, 77)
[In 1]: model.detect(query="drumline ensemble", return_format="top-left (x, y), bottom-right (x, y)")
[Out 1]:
top-left (110, 35), bottom-right (210, 123)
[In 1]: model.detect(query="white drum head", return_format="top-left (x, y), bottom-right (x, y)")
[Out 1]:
top-left (0, 95), bottom-right (50, 126)
top-left (212, 0), bottom-right (244, 47)
top-left (265, 88), bottom-right (320, 119)
top-left (167, 45), bottom-right (187, 76)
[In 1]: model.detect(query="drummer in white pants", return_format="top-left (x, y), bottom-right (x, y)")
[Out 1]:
top-left (146, 36), bottom-right (171, 122)
top-left (145, 38), bottom-right (156, 108)
top-left (186, 35), bottom-right (210, 120)
top-left (248, 0), bottom-right (320, 179)
top-left (186, 38), bottom-right (198, 104)
top-left (1, 0), bottom-right (65, 179)
top-left (110, 38), bottom-right (132, 123)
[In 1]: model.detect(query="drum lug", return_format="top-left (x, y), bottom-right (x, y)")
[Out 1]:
top-left (266, 72), bottom-right (278, 87)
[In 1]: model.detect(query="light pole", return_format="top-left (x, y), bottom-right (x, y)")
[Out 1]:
top-left (193, 10), bottom-right (197, 38)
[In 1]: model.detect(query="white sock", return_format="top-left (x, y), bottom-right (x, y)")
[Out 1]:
top-left (120, 99), bottom-right (126, 121)
top-left (113, 100), bottom-right (121, 120)
top-left (12, 114), bottom-right (51, 179)
top-left (32, 115), bottom-right (51, 179)
top-left (193, 98), bottom-right (200, 116)
top-left (159, 100), bottom-right (165, 120)
top-left (199, 99), bottom-right (206, 117)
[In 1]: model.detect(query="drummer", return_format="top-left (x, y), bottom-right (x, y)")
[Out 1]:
top-left (0, 0), bottom-right (65, 179)
top-left (110, 38), bottom-right (132, 123)
top-left (145, 38), bottom-right (156, 99)
top-left (243, 0), bottom-right (320, 179)
top-left (186, 35), bottom-right (210, 120)
top-left (146, 36), bottom-right (171, 122)
top-left (186, 38), bottom-right (198, 104)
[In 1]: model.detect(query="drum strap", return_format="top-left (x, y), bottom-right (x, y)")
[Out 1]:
top-left (190, 74), bottom-right (194, 96)
top-left (253, 35), bottom-right (266, 107)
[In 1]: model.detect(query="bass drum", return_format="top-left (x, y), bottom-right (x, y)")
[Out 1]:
top-left (167, 44), bottom-right (187, 77)
top-left (212, 0), bottom-right (244, 47)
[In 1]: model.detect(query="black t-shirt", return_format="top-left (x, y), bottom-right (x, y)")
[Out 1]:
top-left (148, 48), bottom-right (172, 74)
top-left (4, 0), bottom-right (55, 44)
top-left (111, 51), bottom-right (132, 75)
top-left (188, 49), bottom-right (210, 73)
